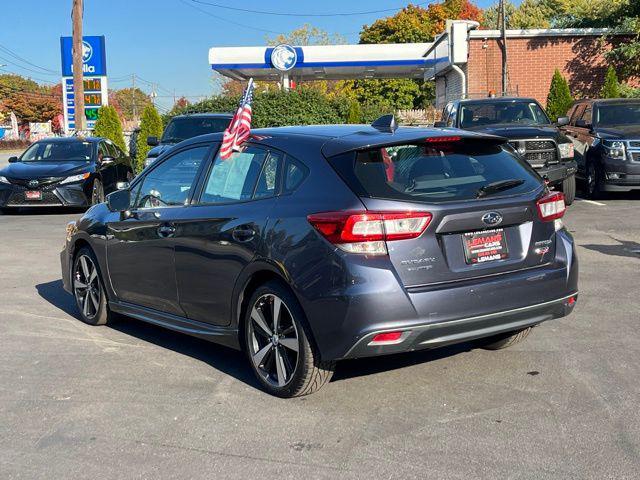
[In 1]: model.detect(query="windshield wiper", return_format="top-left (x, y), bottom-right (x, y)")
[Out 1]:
top-left (476, 179), bottom-right (525, 198)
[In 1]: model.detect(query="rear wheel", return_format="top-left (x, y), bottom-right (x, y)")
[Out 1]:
top-left (560, 175), bottom-right (576, 205)
top-left (91, 179), bottom-right (104, 205)
top-left (72, 247), bottom-right (110, 326)
top-left (480, 327), bottom-right (533, 350)
top-left (244, 281), bottom-right (335, 397)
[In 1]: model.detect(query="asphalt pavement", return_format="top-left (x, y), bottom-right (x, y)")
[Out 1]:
top-left (0, 151), bottom-right (639, 478)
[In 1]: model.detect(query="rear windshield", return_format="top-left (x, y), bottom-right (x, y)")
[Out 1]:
top-left (459, 102), bottom-right (550, 128)
top-left (329, 141), bottom-right (541, 203)
top-left (161, 117), bottom-right (230, 143)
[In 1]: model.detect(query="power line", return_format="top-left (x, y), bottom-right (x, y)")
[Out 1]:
top-left (0, 55), bottom-right (59, 79)
top-left (0, 43), bottom-right (58, 74)
top-left (178, 0), bottom-right (284, 35)
top-left (187, 0), bottom-right (427, 17)
top-left (0, 67), bottom-right (58, 85)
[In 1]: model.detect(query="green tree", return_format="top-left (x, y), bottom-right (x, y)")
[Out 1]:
top-left (93, 105), bottom-right (126, 151)
top-left (600, 66), bottom-right (621, 98)
top-left (546, 69), bottom-right (574, 121)
top-left (346, 100), bottom-right (362, 124)
top-left (135, 104), bottom-right (164, 171)
top-left (266, 23), bottom-right (346, 46)
top-left (111, 88), bottom-right (152, 121)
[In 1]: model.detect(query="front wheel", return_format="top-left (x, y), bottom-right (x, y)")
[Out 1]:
top-left (560, 175), bottom-right (576, 205)
top-left (91, 179), bottom-right (104, 205)
top-left (585, 162), bottom-right (604, 200)
top-left (244, 281), bottom-right (335, 397)
top-left (72, 247), bottom-right (110, 325)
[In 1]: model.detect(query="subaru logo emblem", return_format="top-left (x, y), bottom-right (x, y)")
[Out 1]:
top-left (270, 44), bottom-right (297, 72)
top-left (482, 212), bottom-right (503, 226)
top-left (28, 180), bottom-right (39, 188)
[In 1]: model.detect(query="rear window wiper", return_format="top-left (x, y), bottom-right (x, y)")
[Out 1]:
top-left (476, 179), bottom-right (525, 198)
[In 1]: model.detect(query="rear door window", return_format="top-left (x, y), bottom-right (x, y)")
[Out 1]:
top-left (329, 141), bottom-right (541, 203)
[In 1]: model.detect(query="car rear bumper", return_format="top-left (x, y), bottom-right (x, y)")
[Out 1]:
top-left (0, 184), bottom-right (90, 208)
top-left (342, 293), bottom-right (577, 359)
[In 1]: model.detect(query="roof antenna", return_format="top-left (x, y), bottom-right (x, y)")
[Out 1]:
top-left (371, 114), bottom-right (398, 133)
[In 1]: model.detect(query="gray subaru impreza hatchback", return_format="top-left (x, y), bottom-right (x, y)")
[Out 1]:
top-left (61, 117), bottom-right (578, 397)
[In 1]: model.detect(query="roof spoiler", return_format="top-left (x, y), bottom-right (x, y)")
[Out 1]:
top-left (371, 115), bottom-right (398, 133)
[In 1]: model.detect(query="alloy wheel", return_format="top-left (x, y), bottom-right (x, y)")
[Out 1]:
top-left (74, 254), bottom-right (101, 320)
top-left (247, 294), bottom-right (300, 388)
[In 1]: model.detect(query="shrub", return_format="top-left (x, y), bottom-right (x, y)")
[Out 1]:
top-left (135, 104), bottom-right (163, 172)
top-left (93, 105), bottom-right (126, 151)
top-left (546, 69), bottom-right (573, 122)
top-left (346, 100), bottom-right (362, 124)
top-left (600, 66), bottom-right (621, 98)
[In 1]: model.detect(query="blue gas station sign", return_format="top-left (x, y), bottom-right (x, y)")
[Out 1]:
top-left (60, 35), bottom-right (107, 77)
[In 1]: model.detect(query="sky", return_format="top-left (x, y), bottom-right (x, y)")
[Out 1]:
top-left (0, 0), bottom-right (509, 111)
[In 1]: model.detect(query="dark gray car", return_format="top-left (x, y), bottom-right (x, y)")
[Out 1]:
top-left (60, 117), bottom-right (579, 397)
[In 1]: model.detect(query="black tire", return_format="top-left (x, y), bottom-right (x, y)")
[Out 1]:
top-left (91, 179), bottom-right (104, 205)
top-left (481, 326), bottom-right (533, 350)
top-left (585, 162), bottom-right (604, 200)
top-left (72, 247), bottom-right (111, 326)
top-left (243, 280), bottom-right (335, 397)
top-left (560, 175), bottom-right (576, 205)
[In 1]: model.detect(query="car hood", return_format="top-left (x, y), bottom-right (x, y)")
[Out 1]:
top-left (0, 161), bottom-right (92, 180)
top-left (595, 125), bottom-right (640, 140)
top-left (466, 124), bottom-right (564, 140)
top-left (146, 143), bottom-right (175, 158)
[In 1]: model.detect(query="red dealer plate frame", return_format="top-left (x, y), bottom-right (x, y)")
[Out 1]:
top-left (462, 228), bottom-right (509, 265)
top-left (25, 190), bottom-right (42, 201)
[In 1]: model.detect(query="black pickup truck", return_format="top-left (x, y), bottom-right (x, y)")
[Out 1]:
top-left (437, 97), bottom-right (577, 204)
top-left (560, 98), bottom-right (640, 198)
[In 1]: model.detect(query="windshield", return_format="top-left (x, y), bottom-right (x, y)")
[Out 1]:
top-left (459, 102), bottom-right (551, 128)
top-left (329, 141), bottom-right (541, 203)
top-left (161, 117), bottom-right (230, 143)
top-left (20, 141), bottom-right (93, 162)
top-left (595, 103), bottom-right (640, 127)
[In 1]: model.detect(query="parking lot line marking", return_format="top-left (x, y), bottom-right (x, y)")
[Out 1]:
top-left (576, 198), bottom-right (606, 206)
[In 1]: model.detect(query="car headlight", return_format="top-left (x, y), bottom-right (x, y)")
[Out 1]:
top-left (0, 176), bottom-right (10, 184)
top-left (602, 139), bottom-right (626, 159)
top-left (60, 173), bottom-right (90, 184)
top-left (558, 142), bottom-right (574, 159)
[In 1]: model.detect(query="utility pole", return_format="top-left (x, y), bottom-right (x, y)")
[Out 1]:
top-left (72, 0), bottom-right (85, 131)
top-left (131, 74), bottom-right (137, 120)
top-left (499, 0), bottom-right (508, 96)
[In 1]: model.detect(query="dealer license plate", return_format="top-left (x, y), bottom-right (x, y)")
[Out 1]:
top-left (25, 190), bottom-right (42, 200)
top-left (463, 228), bottom-right (509, 264)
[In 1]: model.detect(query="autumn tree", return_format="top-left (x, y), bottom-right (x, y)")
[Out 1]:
top-left (112, 87), bottom-right (152, 121)
top-left (0, 74), bottom-right (62, 123)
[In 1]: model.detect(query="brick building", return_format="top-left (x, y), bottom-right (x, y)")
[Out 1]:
top-left (428, 21), bottom-right (637, 109)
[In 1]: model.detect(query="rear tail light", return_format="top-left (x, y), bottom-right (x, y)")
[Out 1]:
top-left (307, 211), bottom-right (432, 255)
top-left (425, 136), bottom-right (461, 143)
top-left (536, 192), bottom-right (566, 221)
top-left (369, 331), bottom-right (406, 345)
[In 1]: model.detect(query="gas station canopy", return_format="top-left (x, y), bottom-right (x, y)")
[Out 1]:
top-left (209, 43), bottom-right (441, 82)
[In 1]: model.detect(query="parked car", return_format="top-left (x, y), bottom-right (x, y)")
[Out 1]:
top-left (560, 98), bottom-right (640, 198)
top-left (437, 97), bottom-right (578, 204)
top-left (0, 137), bottom-right (134, 212)
top-left (143, 113), bottom-right (233, 168)
top-left (60, 117), bottom-right (579, 397)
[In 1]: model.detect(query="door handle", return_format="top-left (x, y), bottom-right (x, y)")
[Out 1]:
top-left (158, 223), bottom-right (176, 238)
top-left (232, 226), bottom-right (256, 242)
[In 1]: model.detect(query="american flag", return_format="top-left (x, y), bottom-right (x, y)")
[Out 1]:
top-left (220, 78), bottom-right (254, 159)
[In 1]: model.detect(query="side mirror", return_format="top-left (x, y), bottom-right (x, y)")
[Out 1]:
top-left (100, 155), bottom-right (115, 165)
top-left (106, 189), bottom-right (131, 212)
top-left (147, 136), bottom-right (159, 147)
top-left (433, 121), bottom-right (447, 128)
top-left (116, 181), bottom-right (130, 190)
top-left (556, 116), bottom-right (570, 127)
top-left (575, 119), bottom-right (591, 129)
top-left (8, 156), bottom-right (18, 163)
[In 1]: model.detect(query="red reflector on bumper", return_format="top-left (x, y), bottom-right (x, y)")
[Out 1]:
top-left (567, 296), bottom-right (577, 307)
top-left (369, 331), bottom-right (406, 345)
